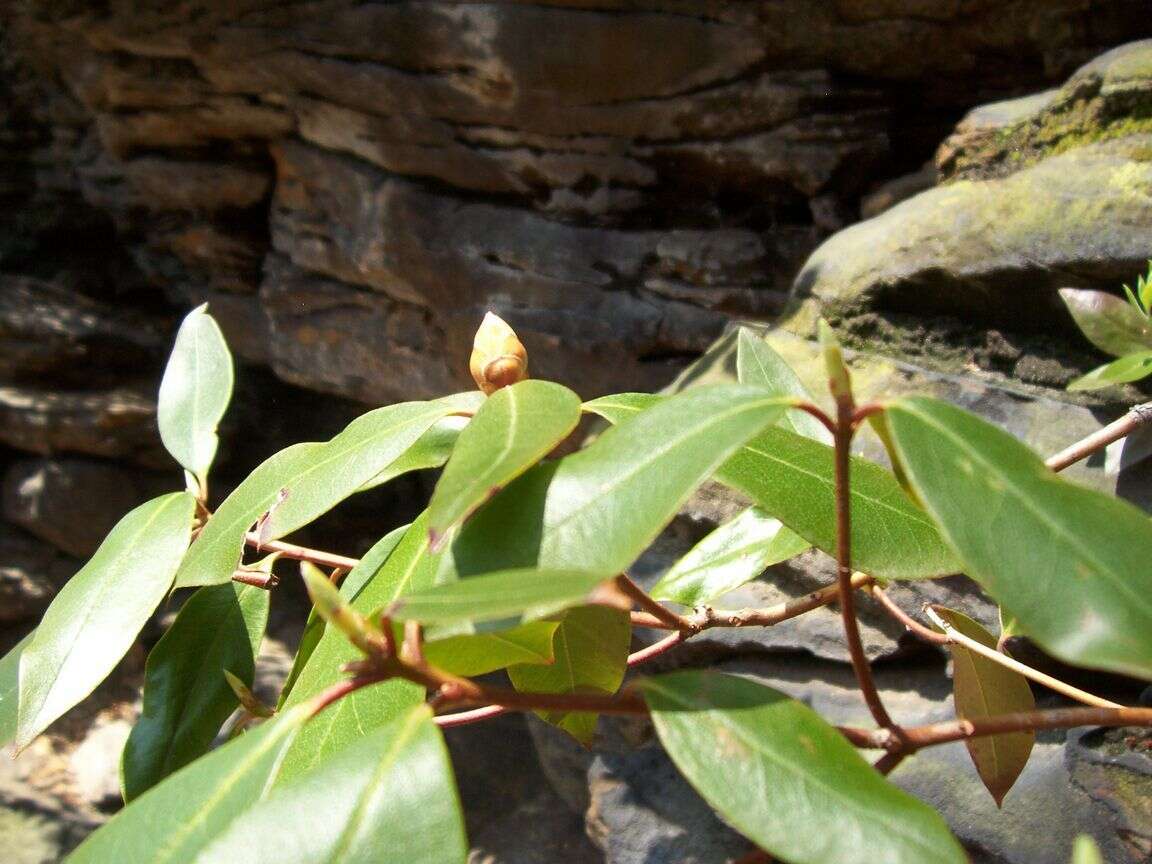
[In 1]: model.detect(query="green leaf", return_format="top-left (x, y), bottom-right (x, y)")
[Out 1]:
top-left (196, 705), bottom-right (466, 864)
top-left (276, 514), bottom-right (441, 781)
top-left (0, 631), bottom-right (33, 747)
top-left (422, 621), bottom-right (557, 676)
top-left (887, 396), bottom-right (1152, 679)
top-left (736, 328), bottom-right (831, 444)
top-left (1067, 350), bottom-right (1152, 392)
top-left (932, 607), bottom-right (1034, 807)
top-left (643, 670), bottom-right (966, 864)
top-left (175, 392), bottom-right (481, 589)
top-left (1071, 835), bottom-right (1104, 864)
top-left (357, 416), bottom-right (469, 492)
top-left (583, 393), bottom-right (957, 579)
top-left (443, 385), bottom-right (789, 579)
top-left (650, 507), bottom-right (810, 606)
top-left (428, 380), bottom-right (581, 543)
top-left (508, 605), bottom-right (631, 744)
top-left (16, 492), bottom-right (196, 750)
top-left (391, 569), bottom-right (611, 627)
top-left (158, 305), bottom-right (234, 489)
top-left (1059, 288), bottom-right (1152, 358)
top-left (121, 582), bottom-right (270, 800)
top-left (66, 706), bottom-right (307, 864)
top-left (277, 524), bottom-right (410, 709)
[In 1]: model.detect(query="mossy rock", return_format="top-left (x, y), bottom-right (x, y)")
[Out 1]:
top-left (938, 39), bottom-right (1152, 182)
top-left (791, 138), bottom-right (1152, 337)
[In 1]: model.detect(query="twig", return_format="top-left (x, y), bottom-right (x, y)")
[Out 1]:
top-left (434, 705), bottom-right (509, 728)
top-left (616, 574), bottom-right (692, 632)
top-left (833, 405), bottom-right (893, 729)
top-left (629, 572), bottom-right (873, 632)
top-left (242, 532), bottom-right (360, 570)
top-left (1044, 402), bottom-right (1152, 472)
top-left (872, 750), bottom-right (907, 775)
top-left (923, 607), bottom-right (1123, 709)
top-left (627, 631), bottom-right (686, 666)
top-left (870, 587), bottom-right (948, 645)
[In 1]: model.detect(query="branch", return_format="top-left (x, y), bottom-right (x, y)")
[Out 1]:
top-left (617, 574), bottom-right (692, 632)
top-left (923, 607), bottom-right (1123, 709)
top-left (1044, 401), bottom-right (1152, 472)
top-left (243, 532), bottom-right (360, 570)
top-left (629, 572), bottom-right (873, 632)
top-left (870, 587), bottom-right (948, 645)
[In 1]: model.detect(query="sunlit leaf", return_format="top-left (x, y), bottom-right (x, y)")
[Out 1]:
top-left (175, 393), bottom-right (482, 589)
top-left (122, 582), bottom-right (269, 800)
top-left (357, 416), bottom-right (469, 492)
top-left (443, 386), bottom-right (789, 580)
top-left (887, 396), bottom-right (1152, 678)
top-left (197, 705), bottom-right (466, 864)
top-left (66, 706), bottom-right (308, 864)
top-left (583, 393), bottom-right (957, 580)
top-left (643, 670), bottom-right (966, 864)
top-left (932, 607), bottom-right (1034, 807)
top-left (391, 569), bottom-right (610, 627)
top-left (422, 621), bottom-right (558, 677)
top-left (736, 328), bottom-right (831, 444)
top-left (1059, 288), bottom-right (1152, 358)
top-left (429, 380), bottom-right (581, 543)
top-left (158, 304), bottom-right (234, 488)
top-left (1067, 350), bottom-right (1152, 392)
top-left (508, 605), bottom-right (631, 745)
top-left (16, 492), bottom-right (196, 750)
top-left (650, 507), bottom-right (810, 606)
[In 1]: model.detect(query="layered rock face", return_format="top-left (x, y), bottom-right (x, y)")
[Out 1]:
top-left (4, 1), bottom-right (1149, 404)
top-left (3, 3), bottom-right (1152, 863)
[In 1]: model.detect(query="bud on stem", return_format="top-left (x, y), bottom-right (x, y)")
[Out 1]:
top-left (470, 312), bottom-right (528, 395)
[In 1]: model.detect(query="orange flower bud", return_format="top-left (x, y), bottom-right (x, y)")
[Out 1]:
top-left (469, 312), bottom-right (528, 395)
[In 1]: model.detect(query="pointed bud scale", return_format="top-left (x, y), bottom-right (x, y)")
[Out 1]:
top-left (470, 312), bottom-right (528, 395)
top-left (300, 562), bottom-right (375, 654)
top-left (818, 319), bottom-right (853, 405)
top-left (223, 670), bottom-right (274, 718)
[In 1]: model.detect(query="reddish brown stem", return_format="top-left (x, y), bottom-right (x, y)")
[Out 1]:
top-left (617, 575), bottom-right (692, 631)
top-left (872, 750), bottom-right (907, 775)
top-left (434, 705), bottom-right (509, 728)
top-left (627, 631), bottom-right (686, 666)
top-left (793, 401), bottom-right (837, 436)
top-left (833, 415), bottom-right (893, 729)
top-left (308, 675), bottom-right (385, 717)
top-left (243, 532), bottom-right (360, 571)
top-left (231, 568), bottom-right (280, 589)
top-left (869, 587), bottom-right (949, 646)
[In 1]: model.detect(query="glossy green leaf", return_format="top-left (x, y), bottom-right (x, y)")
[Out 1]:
top-left (508, 605), bottom-right (631, 744)
top-left (643, 670), bottom-right (966, 864)
top-left (443, 386), bottom-right (789, 580)
top-left (1071, 835), bottom-right (1104, 864)
top-left (175, 392), bottom-right (481, 589)
top-left (1059, 288), bottom-right (1152, 358)
top-left (583, 393), bottom-right (956, 579)
top-left (428, 380), bottom-right (581, 543)
top-left (933, 607), bottom-right (1035, 807)
top-left (197, 705), bottom-right (466, 864)
top-left (422, 621), bottom-right (557, 676)
top-left (122, 582), bottom-right (270, 800)
top-left (67, 706), bottom-right (307, 864)
top-left (650, 507), bottom-right (810, 606)
top-left (358, 416), bottom-right (470, 492)
top-left (277, 525), bottom-right (410, 709)
top-left (158, 304), bottom-right (234, 488)
top-left (887, 396), bottom-right (1152, 679)
top-left (1067, 350), bottom-right (1152, 392)
top-left (391, 569), bottom-right (610, 627)
top-left (736, 328), bottom-right (831, 444)
top-left (16, 492), bottom-right (195, 750)
top-left (0, 632), bottom-right (33, 747)
top-left (276, 514), bottom-right (441, 781)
